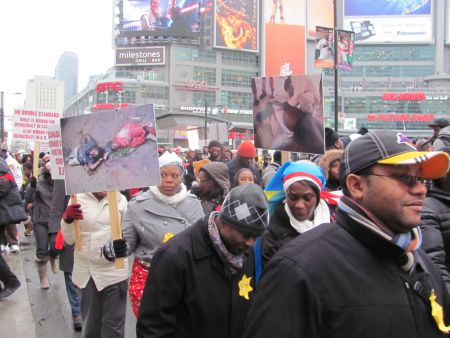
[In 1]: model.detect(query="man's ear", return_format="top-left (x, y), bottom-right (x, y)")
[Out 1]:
top-left (345, 174), bottom-right (365, 201)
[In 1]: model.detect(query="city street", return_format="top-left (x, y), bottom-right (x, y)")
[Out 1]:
top-left (0, 228), bottom-right (137, 338)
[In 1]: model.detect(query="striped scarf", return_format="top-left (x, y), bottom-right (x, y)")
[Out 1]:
top-left (338, 196), bottom-right (422, 272)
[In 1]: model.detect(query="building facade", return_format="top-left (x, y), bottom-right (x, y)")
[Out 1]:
top-left (25, 76), bottom-right (64, 112)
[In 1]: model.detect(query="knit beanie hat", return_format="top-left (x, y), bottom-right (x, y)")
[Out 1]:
top-left (219, 183), bottom-right (269, 236)
top-left (237, 140), bottom-right (256, 158)
top-left (159, 151), bottom-right (185, 175)
top-left (325, 128), bottom-right (339, 149)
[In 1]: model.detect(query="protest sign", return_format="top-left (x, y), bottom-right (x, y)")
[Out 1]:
top-left (47, 123), bottom-right (65, 179)
top-left (12, 108), bottom-right (62, 152)
top-left (60, 104), bottom-right (160, 195)
top-left (252, 74), bottom-right (324, 154)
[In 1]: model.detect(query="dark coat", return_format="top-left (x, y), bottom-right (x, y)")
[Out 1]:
top-left (261, 203), bottom-right (298, 267)
top-left (49, 179), bottom-right (74, 272)
top-left (226, 157), bottom-right (261, 188)
top-left (421, 186), bottom-right (450, 294)
top-left (243, 210), bottom-right (450, 338)
top-left (24, 173), bottom-right (53, 225)
top-left (136, 215), bottom-right (256, 338)
top-left (0, 158), bottom-right (26, 226)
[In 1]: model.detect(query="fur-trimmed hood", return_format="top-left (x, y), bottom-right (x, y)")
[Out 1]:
top-left (318, 149), bottom-right (343, 179)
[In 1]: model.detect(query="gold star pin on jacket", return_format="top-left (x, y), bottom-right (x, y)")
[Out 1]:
top-left (238, 275), bottom-right (253, 300)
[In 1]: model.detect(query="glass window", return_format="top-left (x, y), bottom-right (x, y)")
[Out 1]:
top-left (221, 69), bottom-right (258, 88)
top-left (220, 91), bottom-right (253, 109)
top-left (141, 86), bottom-right (169, 99)
top-left (192, 49), bottom-right (216, 63)
top-left (175, 47), bottom-right (193, 61)
top-left (193, 66), bottom-right (216, 85)
top-left (193, 92), bottom-right (216, 107)
top-left (221, 50), bottom-right (259, 67)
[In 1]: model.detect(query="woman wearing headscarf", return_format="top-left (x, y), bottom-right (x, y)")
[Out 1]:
top-left (120, 151), bottom-right (204, 316)
top-left (261, 161), bottom-right (336, 266)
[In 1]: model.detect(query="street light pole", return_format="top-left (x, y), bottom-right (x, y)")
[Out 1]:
top-left (204, 100), bottom-right (208, 141)
top-left (0, 91), bottom-right (4, 143)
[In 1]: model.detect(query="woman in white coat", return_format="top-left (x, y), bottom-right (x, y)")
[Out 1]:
top-left (61, 191), bottom-right (128, 338)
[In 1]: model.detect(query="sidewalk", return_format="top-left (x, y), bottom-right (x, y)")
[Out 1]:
top-left (0, 250), bottom-right (37, 338)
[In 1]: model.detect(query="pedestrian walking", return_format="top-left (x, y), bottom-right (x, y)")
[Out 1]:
top-left (243, 131), bottom-right (450, 338)
top-left (120, 151), bottom-right (203, 316)
top-left (61, 191), bottom-right (129, 338)
top-left (136, 183), bottom-right (269, 338)
top-left (0, 157), bottom-right (26, 299)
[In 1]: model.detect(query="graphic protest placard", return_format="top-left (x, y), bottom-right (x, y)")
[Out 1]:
top-left (47, 123), bottom-right (65, 179)
top-left (12, 109), bottom-right (62, 152)
top-left (252, 74), bottom-right (324, 154)
top-left (60, 104), bottom-right (160, 195)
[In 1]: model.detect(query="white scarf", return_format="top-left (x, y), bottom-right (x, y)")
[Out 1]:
top-left (284, 199), bottom-right (330, 234)
top-left (149, 184), bottom-right (188, 207)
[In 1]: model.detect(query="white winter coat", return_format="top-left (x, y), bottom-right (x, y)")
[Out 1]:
top-left (61, 192), bottom-right (129, 291)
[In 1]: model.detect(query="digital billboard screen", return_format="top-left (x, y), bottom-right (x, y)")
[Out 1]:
top-left (214, 0), bottom-right (259, 52)
top-left (264, 0), bottom-right (306, 76)
top-left (306, 0), bottom-right (334, 39)
top-left (119, 0), bottom-right (200, 38)
top-left (343, 0), bottom-right (433, 44)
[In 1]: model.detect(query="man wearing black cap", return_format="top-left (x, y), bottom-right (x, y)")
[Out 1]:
top-left (244, 131), bottom-right (450, 338)
top-left (136, 183), bottom-right (269, 338)
top-left (324, 127), bottom-right (344, 151)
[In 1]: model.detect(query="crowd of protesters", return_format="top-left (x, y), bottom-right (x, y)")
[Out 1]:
top-left (1, 118), bottom-right (450, 338)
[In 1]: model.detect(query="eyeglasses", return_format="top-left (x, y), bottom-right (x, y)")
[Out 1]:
top-left (364, 173), bottom-right (424, 188)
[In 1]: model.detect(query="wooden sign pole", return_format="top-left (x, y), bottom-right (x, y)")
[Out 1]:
top-left (107, 191), bottom-right (125, 269)
top-left (70, 195), bottom-right (82, 252)
top-left (32, 142), bottom-right (40, 178)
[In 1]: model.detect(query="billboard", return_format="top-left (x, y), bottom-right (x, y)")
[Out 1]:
top-left (115, 46), bottom-right (166, 66)
top-left (336, 29), bottom-right (355, 71)
top-left (264, 0), bottom-right (306, 76)
top-left (343, 0), bottom-right (434, 44)
top-left (314, 26), bottom-right (334, 68)
top-left (306, 0), bottom-right (334, 39)
top-left (252, 74), bottom-right (324, 154)
top-left (118, 0), bottom-right (200, 38)
top-left (214, 0), bottom-right (259, 52)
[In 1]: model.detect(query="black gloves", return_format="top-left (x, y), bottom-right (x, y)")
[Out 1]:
top-left (30, 176), bottom-right (37, 188)
top-left (102, 239), bottom-right (127, 262)
top-left (49, 233), bottom-right (62, 258)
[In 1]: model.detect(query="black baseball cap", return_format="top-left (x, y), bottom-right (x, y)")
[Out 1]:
top-left (428, 118), bottom-right (449, 128)
top-left (340, 131), bottom-right (449, 184)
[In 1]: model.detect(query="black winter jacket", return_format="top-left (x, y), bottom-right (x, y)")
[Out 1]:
top-left (421, 186), bottom-right (450, 294)
top-left (0, 158), bottom-right (26, 226)
top-left (261, 204), bottom-right (298, 267)
top-left (136, 215), bottom-right (256, 338)
top-left (243, 210), bottom-right (450, 338)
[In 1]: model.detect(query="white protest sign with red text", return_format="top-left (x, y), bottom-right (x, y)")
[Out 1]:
top-left (47, 123), bottom-right (65, 179)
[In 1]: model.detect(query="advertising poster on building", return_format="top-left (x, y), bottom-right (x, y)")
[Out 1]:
top-left (264, 0), bottom-right (306, 76)
top-left (214, 0), bottom-right (259, 52)
top-left (343, 0), bottom-right (433, 44)
top-left (60, 104), bottom-right (160, 195)
top-left (12, 108), bottom-right (62, 152)
top-left (118, 0), bottom-right (200, 42)
top-left (336, 29), bottom-right (355, 71)
top-left (314, 26), bottom-right (334, 68)
top-left (252, 74), bottom-right (324, 154)
top-left (47, 124), bottom-right (65, 180)
top-left (306, 0), bottom-right (334, 39)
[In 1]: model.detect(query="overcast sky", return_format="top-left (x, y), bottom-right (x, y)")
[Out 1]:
top-left (0, 0), bottom-right (114, 114)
